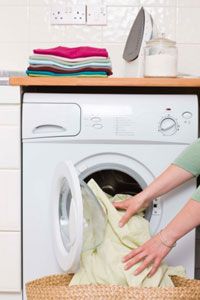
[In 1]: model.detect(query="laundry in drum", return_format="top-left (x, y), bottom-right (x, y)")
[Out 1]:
top-left (70, 179), bottom-right (185, 287)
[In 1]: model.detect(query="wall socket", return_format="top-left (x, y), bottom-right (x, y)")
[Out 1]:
top-left (50, 4), bottom-right (107, 26)
top-left (51, 5), bottom-right (86, 25)
top-left (86, 5), bottom-right (107, 25)
top-left (51, 5), bottom-right (66, 25)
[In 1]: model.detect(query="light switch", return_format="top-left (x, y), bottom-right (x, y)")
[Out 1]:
top-left (87, 5), bottom-right (107, 26)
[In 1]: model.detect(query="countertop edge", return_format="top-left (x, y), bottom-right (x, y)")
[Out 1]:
top-left (9, 76), bottom-right (200, 87)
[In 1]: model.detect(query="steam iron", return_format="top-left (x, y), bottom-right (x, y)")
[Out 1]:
top-left (123, 7), bottom-right (158, 77)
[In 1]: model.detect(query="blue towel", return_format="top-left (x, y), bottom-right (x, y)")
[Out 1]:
top-left (26, 70), bottom-right (108, 77)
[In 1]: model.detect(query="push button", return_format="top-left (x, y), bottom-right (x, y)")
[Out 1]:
top-left (92, 123), bottom-right (103, 129)
top-left (90, 117), bottom-right (102, 122)
top-left (182, 111), bottom-right (192, 119)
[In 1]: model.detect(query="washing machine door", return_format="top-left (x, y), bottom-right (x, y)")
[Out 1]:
top-left (51, 160), bottom-right (106, 273)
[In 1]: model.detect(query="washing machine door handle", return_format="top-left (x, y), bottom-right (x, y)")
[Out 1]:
top-left (51, 160), bottom-right (83, 273)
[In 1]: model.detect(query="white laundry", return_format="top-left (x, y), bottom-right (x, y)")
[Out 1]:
top-left (69, 179), bottom-right (185, 287)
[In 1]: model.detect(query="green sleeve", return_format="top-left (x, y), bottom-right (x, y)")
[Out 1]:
top-left (173, 138), bottom-right (200, 202)
top-left (191, 185), bottom-right (200, 202)
top-left (173, 138), bottom-right (200, 177)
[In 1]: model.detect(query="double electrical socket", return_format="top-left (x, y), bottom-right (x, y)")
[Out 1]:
top-left (51, 5), bottom-right (86, 25)
top-left (51, 5), bottom-right (107, 25)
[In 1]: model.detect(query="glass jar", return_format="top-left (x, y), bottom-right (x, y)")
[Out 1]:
top-left (144, 35), bottom-right (178, 77)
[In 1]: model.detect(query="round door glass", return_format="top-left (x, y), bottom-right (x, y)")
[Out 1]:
top-left (59, 178), bottom-right (107, 253)
top-left (59, 178), bottom-right (72, 252)
top-left (80, 180), bottom-right (107, 252)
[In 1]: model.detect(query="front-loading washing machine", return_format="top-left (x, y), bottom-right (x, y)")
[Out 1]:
top-left (22, 93), bottom-right (198, 297)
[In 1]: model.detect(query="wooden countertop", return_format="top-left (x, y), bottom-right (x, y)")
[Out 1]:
top-left (9, 76), bottom-right (200, 87)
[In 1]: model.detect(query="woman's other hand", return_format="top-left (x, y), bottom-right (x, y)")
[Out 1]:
top-left (122, 198), bottom-right (200, 276)
top-left (123, 232), bottom-right (173, 276)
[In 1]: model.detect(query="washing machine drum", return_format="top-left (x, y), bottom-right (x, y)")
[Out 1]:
top-left (52, 161), bottom-right (107, 273)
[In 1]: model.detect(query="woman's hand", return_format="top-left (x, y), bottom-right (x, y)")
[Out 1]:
top-left (123, 233), bottom-right (172, 276)
top-left (113, 165), bottom-right (193, 228)
top-left (113, 193), bottom-right (150, 227)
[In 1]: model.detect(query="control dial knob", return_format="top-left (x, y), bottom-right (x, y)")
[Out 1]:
top-left (159, 116), bottom-right (179, 136)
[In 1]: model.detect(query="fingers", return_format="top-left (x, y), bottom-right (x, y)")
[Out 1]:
top-left (123, 247), bottom-right (143, 263)
top-left (113, 196), bottom-right (143, 227)
top-left (119, 209), bottom-right (136, 227)
top-left (124, 251), bottom-right (147, 270)
top-left (148, 259), bottom-right (162, 277)
top-left (124, 252), bottom-right (161, 276)
top-left (133, 256), bottom-right (154, 275)
top-left (113, 200), bottom-right (129, 210)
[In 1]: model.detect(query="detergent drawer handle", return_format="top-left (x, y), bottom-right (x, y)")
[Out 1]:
top-left (32, 124), bottom-right (66, 134)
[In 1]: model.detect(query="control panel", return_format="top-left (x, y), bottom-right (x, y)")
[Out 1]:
top-left (23, 93), bottom-right (198, 144)
top-left (80, 94), bottom-right (198, 143)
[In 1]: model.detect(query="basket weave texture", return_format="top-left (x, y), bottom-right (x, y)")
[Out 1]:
top-left (26, 274), bottom-right (200, 300)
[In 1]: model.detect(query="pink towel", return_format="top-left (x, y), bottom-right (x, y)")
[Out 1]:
top-left (34, 46), bottom-right (108, 59)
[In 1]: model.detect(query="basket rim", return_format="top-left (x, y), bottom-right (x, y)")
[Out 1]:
top-left (25, 274), bottom-right (200, 290)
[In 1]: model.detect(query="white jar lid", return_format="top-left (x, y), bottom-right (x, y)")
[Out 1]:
top-left (146, 35), bottom-right (176, 47)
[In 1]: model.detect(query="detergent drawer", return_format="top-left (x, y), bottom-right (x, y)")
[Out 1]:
top-left (23, 102), bottom-right (81, 139)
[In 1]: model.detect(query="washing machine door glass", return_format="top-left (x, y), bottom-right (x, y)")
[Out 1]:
top-left (52, 160), bottom-right (106, 273)
top-left (80, 180), bottom-right (107, 252)
top-left (59, 178), bottom-right (75, 252)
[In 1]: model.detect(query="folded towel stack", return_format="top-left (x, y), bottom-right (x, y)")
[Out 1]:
top-left (26, 46), bottom-right (112, 77)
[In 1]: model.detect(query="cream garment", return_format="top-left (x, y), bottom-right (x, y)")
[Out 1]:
top-left (70, 179), bottom-right (185, 287)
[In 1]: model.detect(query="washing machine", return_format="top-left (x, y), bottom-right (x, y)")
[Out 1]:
top-left (22, 93), bottom-right (198, 296)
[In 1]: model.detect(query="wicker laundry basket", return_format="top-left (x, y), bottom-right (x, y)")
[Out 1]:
top-left (26, 273), bottom-right (200, 300)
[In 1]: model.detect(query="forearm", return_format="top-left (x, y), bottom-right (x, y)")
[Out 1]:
top-left (162, 199), bottom-right (200, 244)
top-left (140, 164), bottom-right (194, 203)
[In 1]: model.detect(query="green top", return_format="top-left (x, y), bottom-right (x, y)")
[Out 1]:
top-left (173, 138), bottom-right (200, 202)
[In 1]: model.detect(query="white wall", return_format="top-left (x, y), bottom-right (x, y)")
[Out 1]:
top-left (0, 0), bottom-right (200, 77)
